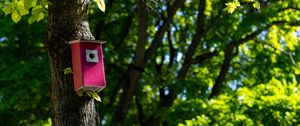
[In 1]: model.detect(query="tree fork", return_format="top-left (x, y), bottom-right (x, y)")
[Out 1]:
top-left (47, 0), bottom-right (99, 125)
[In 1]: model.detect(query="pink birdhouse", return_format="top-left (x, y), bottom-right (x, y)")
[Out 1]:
top-left (69, 40), bottom-right (106, 92)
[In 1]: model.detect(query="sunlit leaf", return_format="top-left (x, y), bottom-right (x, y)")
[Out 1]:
top-left (225, 0), bottom-right (240, 13)
top-left (294, 68), bottom-right (300, 75)
top-left (92, 92), bottom-right (102, 102)
top-left (77, 91), bottom-right (83, 97)
top-left (86, 91), bottom-right (102, 102)
top-left (97, 0), bottom-right (106, 12)
top-left (37, 13), bottom-right (44, 21)
top-left (252, 2), bottom-right (260, 9)
top-left (11, 11), bottom-right (21, 23)
top-left (17, 1), bottom-right (29, 15)
top-left (2, 5), bottom-right (12, 15)
top-left (24, 0), bottom-right (37, 9)
top-left (28, 17), bottom-right (35, 24)
top-left (63, 67), bottom-right (72, 75)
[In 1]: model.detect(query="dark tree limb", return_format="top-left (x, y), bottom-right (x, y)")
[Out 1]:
top-left (111, 0), bottom-right (185, 125)
top-left (209, 47), bottom-right (235, 99)
top-left (143, 2), bottom-right (209, 123)
top-left (145, 0), bottom-right (185, 60)
top-left (135, 91), bottom-right (145, 125)
top-left (111, 0), bottom-right (148, 125)
top-left (106, 15), bottom-right (134, 107)
top-left (167, 28), bottom-right (176, 67)
top-left (183, 0), bottom-right (206, 62)
top-left (191, 51), bottom-right (219, 64)
top-left (142, 2), bottom-right (210, 124)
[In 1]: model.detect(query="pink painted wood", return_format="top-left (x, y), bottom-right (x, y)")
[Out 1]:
top-left (70, 40), bottom-right (106, 92)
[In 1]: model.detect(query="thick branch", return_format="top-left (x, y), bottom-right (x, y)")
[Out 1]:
top-left (112, 1), bottom-right (185, 125)
top-left (167, 28), bottom-right (176, 67)
top-left (191, 51), bottom-right (219, 64)
top-left (135, 92), bottom-right (145, 125)
top-left (145, 0), bottom-right (185, 60)
top-left (111, 0), bottom-right (148, 125)
top-left (209, 48), bottom-right (235, 99)
top-left (154, 0), bottom-right (208, 112)
top-left (106, 16), bottom-right (134, 107)
top-left (134, 0), bottom-right (148, 67)
top-left (183, 0), bottom-right (206, 62)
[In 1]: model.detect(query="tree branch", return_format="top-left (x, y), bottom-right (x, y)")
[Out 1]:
top-left (134, 0), bottom-right (148, 68)
top-left (191, 51), bottom-right (219, 64)
top-left (209, 48), bottom-right (236, 99)
top-left (167, 28), bottom-right (176, 67)
top-left (154, 0), bottom-right (208, 111)
top-left (145, 0), bottom-right (185, 60)
top-left (209, 20), bottom-right (300, 98)
top-left (115, 15), bottom-right (134, 50)
top-left (135, 91), bottom-right (145, 125)
top-left (111, 0), bottom-right (148, 124)
top-left (229, 20), bottom-right (300, 49)
top-left (183, 0), bottom-right (206, 62)
top-left (260, 41), bottom-right (300, 69)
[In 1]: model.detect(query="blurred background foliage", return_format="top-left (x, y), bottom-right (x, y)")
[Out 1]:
top-left (0, 0), bottom-right (300, 125)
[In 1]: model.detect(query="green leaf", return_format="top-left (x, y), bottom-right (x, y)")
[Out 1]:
top-left (37, 13), bottom-right (45, 21)
top-left (26, 5), bottom-right (45, 24)
top-left (86, 91), bottom-right (93, 97)
top-left (97, 0), bottom-right (106, 12)
top-left (11, 11), bottom-right (21, 23)
top-left (295, 68), bottom-right (300, 75)
top-left (252, 2), bottom-right (260, 9)
top-left (17, 1), bottom-right (29, 15)
top-left (92, 92), bottom-right (102, 102)
top-left (63, 67), bottom-right (72, 75)
top-left (32, 5), bottom-right (43, 13)
top-left (86, 91), bottom-right (102, 102)
top-left (77, 91), bottom-right (83, 97)
top-left (225, 0), bottom-right (240, 14)
top-left (2, 5), bottom-right (12, 15)
top-left (28, 17), bottom-right (35, 24)
top-left (24, 0), bottom-right (37, 9)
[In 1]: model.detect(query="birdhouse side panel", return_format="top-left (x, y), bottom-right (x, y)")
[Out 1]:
top-left (71, 43), bottom-right (84, 91)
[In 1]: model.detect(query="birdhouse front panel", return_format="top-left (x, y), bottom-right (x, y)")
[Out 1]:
top-left (70, 40), bottom-right (106, 92)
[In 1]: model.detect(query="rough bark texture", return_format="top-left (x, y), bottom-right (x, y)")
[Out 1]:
top-left (47, 0), bottom-right (99, 125)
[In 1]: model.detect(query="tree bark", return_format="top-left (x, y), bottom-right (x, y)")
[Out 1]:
top-left (47, 0), bottom-right (99, 125)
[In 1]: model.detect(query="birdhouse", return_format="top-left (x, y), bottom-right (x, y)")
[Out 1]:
top-left (69, 40), bottom-right (106, 92)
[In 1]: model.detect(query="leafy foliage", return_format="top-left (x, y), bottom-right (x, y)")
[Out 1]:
top-left (179, 78), bottom-right (300, 125)
top-left (96, 0), bottom-right (106, 12)
top-left (2, 0), bottom-right (47, 23)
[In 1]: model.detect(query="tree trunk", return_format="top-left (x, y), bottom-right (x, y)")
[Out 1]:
top-left (47, 0), bottom-right (99, 125)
